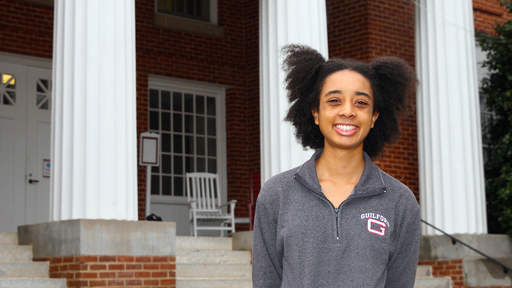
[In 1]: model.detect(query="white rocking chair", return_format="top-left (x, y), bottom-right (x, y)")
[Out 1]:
top-left (186, 173), bottom-right (237, 237)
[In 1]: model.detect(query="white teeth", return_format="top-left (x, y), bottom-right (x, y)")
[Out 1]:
top-left (336, 125), bottom-right (356, 131)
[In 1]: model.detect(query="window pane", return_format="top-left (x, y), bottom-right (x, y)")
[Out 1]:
top-left (197, 0), bottom-right (210, 20)
top-left (39, 99), bottom-right (49, 110)
top-left (174, 155), bottom-right (183, 175)
top-left (162, 176), bottom-right (172, 196)
top-left (186, 0), bottom-right (194, 16)
top-left (185, 156), bottom-right (194, 172)
top-left (149, 111), bottom-right (159, 130)
top-left (173, 134), bottom-right (183, 154)
top-left (174, 176), bottom-right (184, 196)
top-left (151, 175), bottom-right (160, 195)
top-left (207, 138), bottom-right (216, 157)
top-left (185, 114), bottom-right (194, 133)
top-left (149, 89), bottom-right (159, 109)
top-left (161, 112), bottom-right (171, 131)
top-left (197, 137), bottom-right (205, 156)
top-left (208, 159), bottom-right (217, 173)
top-left (207, 117), bottom-right (216, 136)
top-left (157, 0), bottom-right (172, 12)
top-left (206, 97), bottom-right (216, 116)
top-left (176, 0), bottom-right (185, 14)
top-left (161, 90), bottom-right (171, 110)
top-left (162, 154), bottom-right (171, 174)
top-left (196, 95), bottom-right (205, 114)
top-left (173, 113), bottom-right (182, 132)
top-left (185, 136), bottom-right (194, 154)
top-left (197, 157), bottom-right (206, 172)
top-left (152, 166), bottom-right (160, 173)
top-left (196, 116), bottom-right (205, 135)
top-left (173, 92), bottom-right (182, 111)
top-left (185, 93), bottom-right (194, 113)
top-left (162, 133), bottom-right (171, 153)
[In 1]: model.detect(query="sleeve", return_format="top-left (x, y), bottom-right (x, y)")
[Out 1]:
top-left (252, 194), bottom-right (283, 288)
top-left (384, 194), bottom-right (421, 288)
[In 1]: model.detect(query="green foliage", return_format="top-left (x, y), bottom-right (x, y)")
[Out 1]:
top-left (477, 0), bottom-right (512, 234)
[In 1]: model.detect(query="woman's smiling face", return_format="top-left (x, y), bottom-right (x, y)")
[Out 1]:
top-left (311, 69), bottom-right (379, 153)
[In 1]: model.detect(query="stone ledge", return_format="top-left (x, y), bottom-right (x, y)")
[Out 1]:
top-left (420, 234), bottom-right (512, 260)
top-left (18, 219), bottom-right (176, 258)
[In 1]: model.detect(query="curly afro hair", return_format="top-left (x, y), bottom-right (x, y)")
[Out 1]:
top-left (282, 44), bottom-right (418, 159)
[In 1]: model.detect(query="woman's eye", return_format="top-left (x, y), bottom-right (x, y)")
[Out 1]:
top-left (328, 99), bottom-right (340, 103)
top-left (356, 101), bottom-right (369, 106)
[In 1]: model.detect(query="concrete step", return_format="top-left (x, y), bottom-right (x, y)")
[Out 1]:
top-left (177, 264), bottom-right (252, 279)
top-left (463, 256), bottom-right (512, 287)
top-left (0, 245), bottom-right (32, 262)
top-left (0, 278), bottom-right (67, 288)
top-left (416, 265), bottom-right (432, 277)
top-left (176, 279), bottom-right (252, 288)
top-left (0, 233), bottom-right (17, 245)
top-left (0, 262), bottom-right (49, 278)
top-left (177, 250), bottom-right (251, 264)
top-left (177, 236), bottom-right (232, 251)
top-left (414, 276), bottom-right (452, 288)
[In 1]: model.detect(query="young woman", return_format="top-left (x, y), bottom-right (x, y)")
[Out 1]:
top-left (252, 44), bottom-right (420, 288)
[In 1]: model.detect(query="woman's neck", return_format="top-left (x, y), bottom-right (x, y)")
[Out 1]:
top-left (315, 145), bottom-right (365, 183)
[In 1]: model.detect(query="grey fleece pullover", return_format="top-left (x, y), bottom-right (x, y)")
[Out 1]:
top-left (252, 150), bottom-right (421, 288)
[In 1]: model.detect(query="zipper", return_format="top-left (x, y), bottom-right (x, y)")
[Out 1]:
top-left (334, 207), bottom-right (339, 240)
top-left (294, 174), bottom-right (385, 241)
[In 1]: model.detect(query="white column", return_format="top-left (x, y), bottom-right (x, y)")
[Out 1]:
top-left (259, 0), bottom-right (328, 182)
top-left (50, 0), bottom-right (137, 221)
top-left (416, 0), bottom-right (487, 235)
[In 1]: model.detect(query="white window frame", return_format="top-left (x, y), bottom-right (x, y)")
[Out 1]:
top-left (147, 75), bottom-right (227, 205)
top-left (155, 0), bottom-right (218, 25)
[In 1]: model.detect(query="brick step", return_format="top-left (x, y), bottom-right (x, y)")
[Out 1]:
top-left (176, 250), bottom-right (251, 264)
top-left (0, 233), bottom-right (17, 245)
top-left (416, 265), bottom-right (432, 277)
top-left (176, 279), bottom-right (252, 288)
top-left (177, 264), bottom-right (252, 279)
top-left (177, 236), bottom-right (232, 251)
top-left (0, 245), bottom-right (32, 262)
top-left (463, 256), bottom-right (512, 287)
top-left (0, 278), bottom-right (66, 288)
top-left (0, 262), bottom-right (49, 279)
top-left (414, 276), bottom-right (452, 288)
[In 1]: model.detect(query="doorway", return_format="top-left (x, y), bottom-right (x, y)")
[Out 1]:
top-left (0, 59), bottom-right (52, 232)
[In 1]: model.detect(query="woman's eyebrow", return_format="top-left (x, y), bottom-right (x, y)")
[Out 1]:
top-left (324, 90), bottom-right (342, 97)
top-left (355, 91), bottom-right (371, 98)
top-left (324, 90), bottom-right (372, 99)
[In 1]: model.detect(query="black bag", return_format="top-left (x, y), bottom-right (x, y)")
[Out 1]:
top-left (145, 213), bottom-right (162, 221)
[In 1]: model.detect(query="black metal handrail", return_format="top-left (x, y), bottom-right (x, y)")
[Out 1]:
top-left (421, 219), bottom-right (512, 274)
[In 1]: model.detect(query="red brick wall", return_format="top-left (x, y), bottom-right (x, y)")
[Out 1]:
top-left (474, 0), bottom-right (512, 35)
top-left (34, 255), bottom-right (176, 288)
top-left (326, 0), bottom-right (419, 200)
top-left (419, 259), bottom-right (512, 288)
top-left (135, 0), bottom-right (260, 221)
top-left (0, 0), bottom-right (53, 59)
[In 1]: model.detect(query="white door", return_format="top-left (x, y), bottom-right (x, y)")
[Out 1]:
top-left (0, 63), bottom-right (28, 232)
top-left (0, 62), bottom-right (51, 232)
top-left (25, 67), bottom-right (52, 225)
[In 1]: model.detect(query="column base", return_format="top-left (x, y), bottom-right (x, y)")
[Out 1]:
top-left (18, 219), bottom-right (176, 287)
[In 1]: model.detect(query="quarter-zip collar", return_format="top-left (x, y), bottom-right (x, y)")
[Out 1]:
top-left (293, 149), bottom-right (387, 198)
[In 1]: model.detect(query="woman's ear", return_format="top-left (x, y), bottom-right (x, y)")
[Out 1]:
top-left (311, 107), bottom-right (319, 125)
top-left (371, 111), bottom-right (379, 128)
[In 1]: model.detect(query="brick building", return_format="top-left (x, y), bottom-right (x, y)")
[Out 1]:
top-left (0, 0), bottom-right (511, 234)
top-left (2, 1), bottom-right (512, 287)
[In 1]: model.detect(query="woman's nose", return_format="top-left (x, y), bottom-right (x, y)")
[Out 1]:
top-left (338, 103), bottom-right (356, 118)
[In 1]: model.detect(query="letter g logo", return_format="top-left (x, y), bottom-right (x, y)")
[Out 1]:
top-left (367, 218), bottom-right (386, 236)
